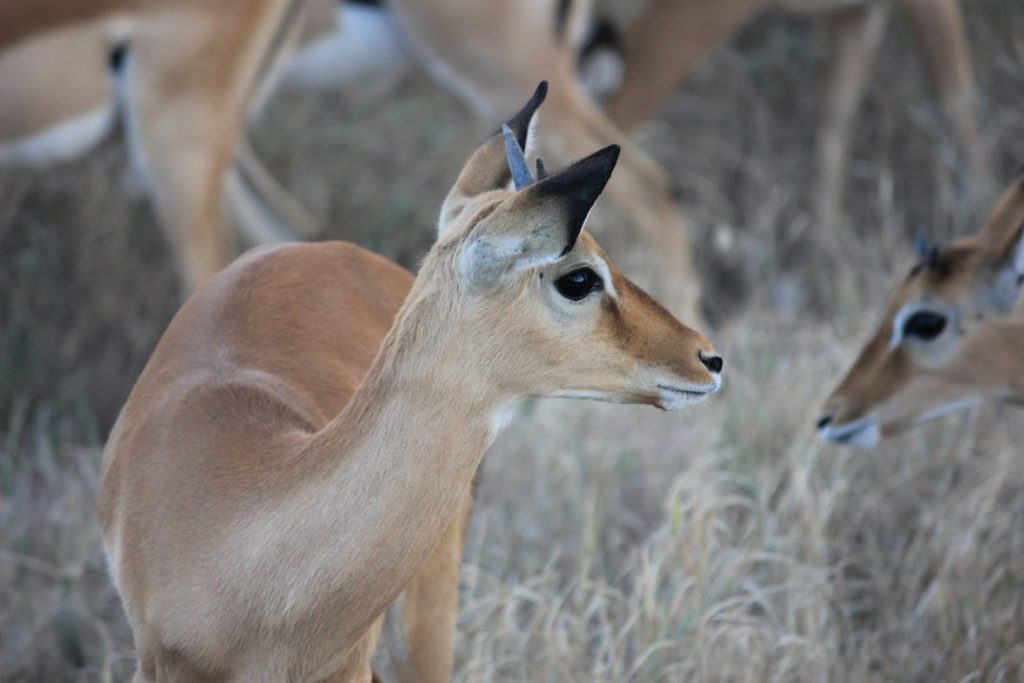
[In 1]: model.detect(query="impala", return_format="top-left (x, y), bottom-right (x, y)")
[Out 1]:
top-left (99, 84), bottom-right (723, 683)
top-left (818, 173), bottom-right (1024, 448)
top-left (1, 0), bottom-right (700, 321)
top-left (591, 0), bottom-right (988, 228)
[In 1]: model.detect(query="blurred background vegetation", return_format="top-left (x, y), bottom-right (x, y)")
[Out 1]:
top-left (2, 0), bottom-right (1024, 680)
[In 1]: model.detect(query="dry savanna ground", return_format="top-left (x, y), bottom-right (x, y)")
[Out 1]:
top-left (3, 1), bottom-right (1024, 681)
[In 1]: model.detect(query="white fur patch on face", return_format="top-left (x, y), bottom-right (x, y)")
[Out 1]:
top-left (888, 303), bottom-right (916, 349)
top-left (460, 234), bottom-right (563, 284)
top-left (589, 254), bottom-right (617, 299)
top-left (656, 372), bottom-right (722, 410)
top-left (819, 417), bottom-right (881, 449)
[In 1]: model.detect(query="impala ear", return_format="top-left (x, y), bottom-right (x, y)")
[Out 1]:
top-left (438, 82), bottom-right (547, 235)
top-left (459, 145), bottom-right (620, 285)
top-left (985, 222), bottom-right (1024, 313)
top-left (976, 175), bottom-right (1024, 312)
top-left (979, 174), bottom-right (1024, 253)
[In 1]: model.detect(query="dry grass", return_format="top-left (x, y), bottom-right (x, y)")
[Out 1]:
top-left (3, 1), bottom-right (1024, 681)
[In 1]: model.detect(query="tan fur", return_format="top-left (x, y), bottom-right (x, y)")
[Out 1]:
top-left (123, 0), bottom-right (306, 291)
top-left (0, 14), bottom-right (127, 145)
top-left (100, 116), bottom-right (720, 681)
top-left (0, 0), bottom-right (127, 51)
top-left (2, 0), bottom-right (701, 323)
top-left (820, 176), bottom-right (1024, 446)
top-left (606, 0), bottom-right (988, 227)
top-left (389, 0), bottom-right (702, 321)
top-left (0, 0), bottom-right (322, 291)
top-left (397, 493), bottom-right (472, 683)
top-left (5, 11), bottom-right (706, 672)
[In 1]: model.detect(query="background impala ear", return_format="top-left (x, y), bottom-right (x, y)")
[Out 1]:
top-left (976, 175), bottom-right (1024, 313)
top-left (438, 82), bottom-right (547, 235)
top-left (459, 145), bottom-right (620, 285)
top-left (985, 222), bottom-right (1024, 313)
top-left (979, 175), bottom-right (1024, 253)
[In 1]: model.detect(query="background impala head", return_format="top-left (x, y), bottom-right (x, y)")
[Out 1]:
top-left (422, 82), bottom-right (723, 410)
top-left (819, 175), bottom-right (1024, 447)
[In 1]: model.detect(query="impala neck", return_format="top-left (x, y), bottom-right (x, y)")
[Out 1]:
top-left (278, 275), bottom-right (508, 651)
top-left (319, 288), bottom-right (504, 470)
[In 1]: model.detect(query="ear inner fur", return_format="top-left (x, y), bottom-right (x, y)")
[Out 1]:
top-left (458, 145), bottom-right (620, 284)
top-left (503, 80), bottom-right (548, 149)
top-left (528, 144), bottom-right (620, 255)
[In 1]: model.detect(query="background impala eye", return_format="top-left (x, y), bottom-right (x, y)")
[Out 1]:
top-left (903, 311), bottom-right (947, 340)
top-left (554, 267), bottom-right (603, 301)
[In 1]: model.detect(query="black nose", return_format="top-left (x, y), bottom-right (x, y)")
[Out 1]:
top-left (699, 351), bottom-right (723, 374)
top-left (816, 414), bottom-right (833, 430)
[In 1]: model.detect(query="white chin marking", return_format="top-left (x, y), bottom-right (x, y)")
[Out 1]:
top-left (819, 418), bottom-right (881, 449)
top-left (659, 392), bottom-right (710, 411)
top-left (657, 378), bottom-right (722, 411)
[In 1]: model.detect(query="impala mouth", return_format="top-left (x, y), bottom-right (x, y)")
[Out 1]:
top-left (656, 379), bottom-right (721, 410)
top-left (658, 384), bottom-right (711, 397)
top-left (818, 416), bottom-right (881, 449)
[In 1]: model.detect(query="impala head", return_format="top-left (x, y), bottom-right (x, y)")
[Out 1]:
top-left (414, 82), bottom-right (721, 410)
top-left (819, 175), bottom-right (1024, 447)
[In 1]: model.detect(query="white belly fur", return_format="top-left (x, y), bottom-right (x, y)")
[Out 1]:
top-left (0, 103), bottom-right (114, 168)
top-left (276, 4), bottom-right (415, 94)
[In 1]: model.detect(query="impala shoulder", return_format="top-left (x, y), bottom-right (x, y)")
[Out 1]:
top-left (215, 241), bottom-right (412, 297)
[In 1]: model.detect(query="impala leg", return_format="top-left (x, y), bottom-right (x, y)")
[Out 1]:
top-left (226, 139), bottom-right (321, 246)
top-left (815, 4), bottom-right (887, 230)
top-left (898, 0), bottom-right (990, 196)
top-left (396, 492), bottom-right (473, 683)
top-left (606, 0), bottom-right (770, 129)
top-left (124, 1), bottom-right (293, 293)
top-left (124, 47), bottom-right (235, 291)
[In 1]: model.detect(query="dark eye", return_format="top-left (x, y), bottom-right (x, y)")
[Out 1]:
top-left (554, 267), bottom-right (603, 301)
top-left (904, 311), bottom-right (947, 340)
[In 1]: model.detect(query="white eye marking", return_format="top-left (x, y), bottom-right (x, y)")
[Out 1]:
top-left (590, 255), bottom-right (617, 299)
top-left (889, 305), bottom-right (913, 349)
top-left (888, 301), bottom-right (950, 349)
